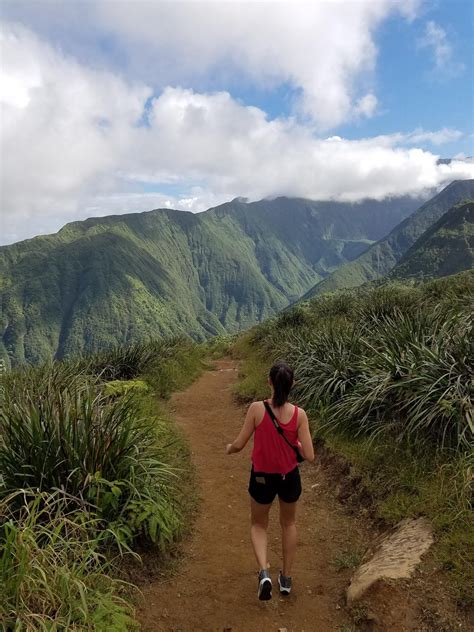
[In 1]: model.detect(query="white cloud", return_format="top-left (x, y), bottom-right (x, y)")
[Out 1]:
top-left (403, 127), bottom-right (463, 146)
top-left (0, 23), bottom-right (151, 232)
top-left (370, 127), bottom-right (464, 147)
top-left (354, 93), bottom-right (378, 119)
top-left (1, 20), bottom-right (473, 245)
top-left (418, 20), bottom-right (465, 77)
top-left (2, 0), bottom-right (421, 130)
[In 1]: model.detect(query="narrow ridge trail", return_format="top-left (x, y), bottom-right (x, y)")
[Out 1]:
top-left (138, 359), bottom-right (416, 632)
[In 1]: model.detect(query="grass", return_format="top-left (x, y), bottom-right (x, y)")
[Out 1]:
top-left (232, 332), bottom-right (274, 402)
top-left (142, 338), bottom-right (206, 399)
top-left (0, 490), bottom-right (139, 631)
top-left (0, 367), bottom-right (181, 550)
top-left (332, 548), bottom-right (364, 572)
top-left (348, 602), bottom-right (370, 626)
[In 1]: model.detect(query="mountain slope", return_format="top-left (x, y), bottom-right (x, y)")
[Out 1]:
top-left (302, 180), bottom-right (474, 298)
top-left (389, 200), bottom-right (473, 280)
top-left (0, 195), bottom-right (424, 365)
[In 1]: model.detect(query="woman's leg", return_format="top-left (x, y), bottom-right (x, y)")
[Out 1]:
top-left (279, 498), bottom-right (297, 576)
top-left (250, 498), bottom-right (272, 570)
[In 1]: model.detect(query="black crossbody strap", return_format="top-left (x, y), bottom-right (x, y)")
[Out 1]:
top-left (263, 400), bottom-right (300, 457)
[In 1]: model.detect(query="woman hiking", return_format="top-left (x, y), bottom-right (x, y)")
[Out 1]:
top-left (226, 361), bottom-right (315, 601)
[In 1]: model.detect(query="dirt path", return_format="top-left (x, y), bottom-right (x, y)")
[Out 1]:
top-left (137, 359), bottom-right (419, 632)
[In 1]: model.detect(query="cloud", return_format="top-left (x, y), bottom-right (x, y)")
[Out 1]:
top-left (1, 21), bottom-right (473, 245)
top-left (418, 20), bottom-right (465, 77)
top-left (370, 127), bottom-right (464, 147)
top-left (354, 93), bottom-right (378, 119)
top-left (2, 0), bottom-right (421, 130)
top-left (0, 23), bottom-right (151, 235)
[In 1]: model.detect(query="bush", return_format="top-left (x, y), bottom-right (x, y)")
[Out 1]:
top-left (320, 309), bottom-right (473, 449)
top-left (73, 338), bottom-right (180, 381)
top-left (0, 364), bottom-right (180, 547)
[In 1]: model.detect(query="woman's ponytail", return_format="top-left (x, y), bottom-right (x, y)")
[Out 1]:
top-left (269, 362), bottom-right (294, 407)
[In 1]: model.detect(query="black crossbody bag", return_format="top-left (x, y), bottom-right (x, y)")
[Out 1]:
top-left (263, 400), bottom-right (305, 464)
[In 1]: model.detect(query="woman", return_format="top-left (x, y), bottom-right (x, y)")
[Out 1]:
top-left (226, 361), bottom-right (314, 601)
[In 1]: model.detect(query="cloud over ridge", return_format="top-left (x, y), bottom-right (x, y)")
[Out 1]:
top-left (0, 3), bottom-right (472, 244)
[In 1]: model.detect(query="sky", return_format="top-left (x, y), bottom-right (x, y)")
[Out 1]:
top-left (1, 0), bottom-right (473, 245)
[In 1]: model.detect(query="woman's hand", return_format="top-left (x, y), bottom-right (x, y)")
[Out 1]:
top-left (226, 443), bottom-right (234, 455)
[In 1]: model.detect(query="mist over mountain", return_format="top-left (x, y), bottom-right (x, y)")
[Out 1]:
top-left (302, 180), bottom-right (474, 299)
top-left (0, 195), bottom-right (422, 365)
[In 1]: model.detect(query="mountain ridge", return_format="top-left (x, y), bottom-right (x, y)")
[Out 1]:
top-left (389, 200), bottom-right (474, 280)
top-left (302, 180), bottom-right (474, 299)
top-left (1, 194), bottom-right (423, 365)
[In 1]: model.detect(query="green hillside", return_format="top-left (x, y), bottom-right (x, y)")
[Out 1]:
top-left (0, 195), bottom-right (420, 366)
top-left (303, 180), bottom-right (474, 299)
top-left (390, 200), bottom-right (473, 280)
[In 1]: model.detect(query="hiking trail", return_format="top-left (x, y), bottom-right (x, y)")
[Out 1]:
top-left (137, 359), bottom-right (424, 631)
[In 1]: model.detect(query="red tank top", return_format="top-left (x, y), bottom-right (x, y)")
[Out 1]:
top-left (252, 401), bottom-right (299, 474)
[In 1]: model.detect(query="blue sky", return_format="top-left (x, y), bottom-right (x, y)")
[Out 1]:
top-left (228, 2), bottom-right (474, 154)
top-left (1, 0), bottom-right (473, 244)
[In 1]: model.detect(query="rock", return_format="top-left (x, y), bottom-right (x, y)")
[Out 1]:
top-left (346, 517), bottom-right (434, 604)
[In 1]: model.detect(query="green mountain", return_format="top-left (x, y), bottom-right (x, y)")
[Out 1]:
top-left (1, 195), bottom-right (421, 366)
top-left (389, 200), bottom-right (473, 280)
top-left (302, 180), bottom-right (474, 299)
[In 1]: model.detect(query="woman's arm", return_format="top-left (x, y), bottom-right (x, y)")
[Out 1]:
top-left (226, 402), bottom-right (257, 454)
top-left (297, 409), bottom-right (315, 462)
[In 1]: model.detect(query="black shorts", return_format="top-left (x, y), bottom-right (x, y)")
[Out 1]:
top-left (248, 466), bottom-right (302, 504)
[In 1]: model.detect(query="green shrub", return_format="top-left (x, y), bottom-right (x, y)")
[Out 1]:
top-left (0, 365), bottom-right (179, 547)
top-left (322, 309), bottom-right (473, 449)
top-left (73, 338), bottom-right (176, 381)
top-left (0, 336), bottom-right (204, 629)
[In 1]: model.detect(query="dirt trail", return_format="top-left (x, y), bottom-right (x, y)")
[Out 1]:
top-left (138, 359), bottom-right (419, 632)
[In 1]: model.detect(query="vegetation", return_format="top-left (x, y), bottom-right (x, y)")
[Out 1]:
top-left (305, 179), bottom-right (474, 299)
top-left (0, 195), bottom-right (423, 366)
top-left (1, 491), bottom-right (138, 630)
top-left (0, 337), bottom-right (206, 630)
top-left (234, 271), bottom-right (474, 603)
top-left (390, 200), bottom-right (473, 280)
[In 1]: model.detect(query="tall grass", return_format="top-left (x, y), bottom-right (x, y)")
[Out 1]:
top-left (244, 274), bottom-right (474, 451)
top-left (0, 490), bottom-right (138, 631)
top-left (1, 364), bottom-right (181, 548)
top-left (72, 336), bottom-right (192, 382)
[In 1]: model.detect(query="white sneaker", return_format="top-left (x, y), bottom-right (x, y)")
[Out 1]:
top-left (278, 571), bottom-right (292, 595)
top-left (258, 569), bottom-right (272, 600)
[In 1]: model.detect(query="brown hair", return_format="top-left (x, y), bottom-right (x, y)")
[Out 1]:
top-left (269, 362), bottom-right (294, 407)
